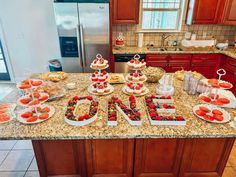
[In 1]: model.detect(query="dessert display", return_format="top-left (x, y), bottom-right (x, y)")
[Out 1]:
top-left (108, 74), bottom-right (125, 84)
top-left (17, 79), bottom-right (43, 90)
top-left (41, 72), bottom-right (67, 82)
top-left (115, 32), bottom-right (125, 48)
top-left (16, 79), bottom-right (55, 124)
top-left (107, 98), bottom-right (118, 126)
top-left (193, 104), bottom-right (230, 123)
top-left (0, 104), bottom-right (16, 124)
top-left (65, 96), bottom-right (98, 126)
top-left (142, 67), bottom-right (165, 83)
top-left (145, 95), bottom-right (185, 125)
top-left (17, 105), bottom-right (55, 124)
top-left (107, 96), bottom-right (141, 126)
top-left (123, 54), bottom-right (149, 96)
top-left (201, 78), bottom-right (233, 89)
top-left (90, 54), bottom-right (109, 70)
top-left (88, 54), bottom-right (114, 95)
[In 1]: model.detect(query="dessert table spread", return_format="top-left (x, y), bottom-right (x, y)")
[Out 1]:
top-left (0, 73), bottom-right (235, 177)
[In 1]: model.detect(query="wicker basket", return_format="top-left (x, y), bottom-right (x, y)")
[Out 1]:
top-left (142, 67), bottom-right (165, 83)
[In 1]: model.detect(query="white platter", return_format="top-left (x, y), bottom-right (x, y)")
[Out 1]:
top-left (192, 104), bottom-right (231, 124)
top-left (107, 120), bottom-right (118, 126)
top-left (201, 78), bottom-right (233, 90)
top-left (16, 79), bottom-right (44, 90)
top-left (88, 84), bottom-right (114, 96)
top-left (122, 86), bottom-right (149, 97)
top-left (125, 74), bottom-right (147, 83)
top-left (17, 93), bottom-right (49, 107)
top-left (16, 105), bottom-right (55, 124)
top-left (65, 114), bottom-right (97, 126)
top-left (90, 64), bottom-right (109, 71)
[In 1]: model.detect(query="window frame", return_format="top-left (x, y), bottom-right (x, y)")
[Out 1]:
top-left (139, 0), bottom-right (186, 32)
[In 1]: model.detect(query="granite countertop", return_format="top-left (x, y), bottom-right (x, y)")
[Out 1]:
top-left (113, 46), bottom-right (236, 59)
top-left (0, 73), bottom-right (236, 140)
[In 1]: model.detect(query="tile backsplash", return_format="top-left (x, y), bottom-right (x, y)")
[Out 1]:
top-left (112, 24), bottom-right (236, 47)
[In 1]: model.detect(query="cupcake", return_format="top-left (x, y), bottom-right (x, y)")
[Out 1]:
top-left (139, 73), bottom-right (145, 81)
top-left (97, 85), bottom-right (104, 95)
top-left (140, 59), bottom-right (146, 68)
top-left (98, 74), bottom-right (106, 82)
top-left (104, 84), bottom-right (110, 93)
top-left (133, 73), bottom-right (139, 82)
top-left (128, 73), bottom-right (133, 81)
top-left (126, 86), bottom-right (134, 94)
top-left (134, 85), bottom-right (142, 95)
top-left (91, 84), bottom-right (97, 93)
top-left (127, 59), bottom-right (135, 68)
top-left (91, 73), bottom-right (98, 82)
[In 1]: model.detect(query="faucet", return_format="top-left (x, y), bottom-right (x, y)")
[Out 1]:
top-left (160, 33), bottom-right (171, 50)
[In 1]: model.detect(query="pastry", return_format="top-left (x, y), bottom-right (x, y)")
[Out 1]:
top-left (90, 54), bottom-right (108, 70)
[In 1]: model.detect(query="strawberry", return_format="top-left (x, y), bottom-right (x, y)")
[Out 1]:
top-left (83, 114), bottom-right (89, 119)
top-left (136, 112), bottom-right (141, 117)
top-left (28, 100), bottom-right (40, 106)
top-left (129, 95), bottom-right (135, 100)
top-left (21, 112), bottom-right (32, 118)
top-left (155, 116), bottom-right (162, 120)
top-left (167, 96), bottom-right (171, 99)
top-left (115, 99), bottom-right (121, 104)
top-left (211, 100), bottom-right (224, 106)
top-left (129, 115), bottom-right (135, 120)
top-left (213, 114), bottom-right (223, 121)
top-left (19, 84), bottom-right (31, 89)
top-left (120, 104), bottom-right (126, 109)
top-left (39, 95), bottom-right (49, 101)
top-left (176, 115), bottom-right (184, 121)
top-left (208, 78), bottom-right (218, 84)
top-left (218, 98), bottom-right (230, 104)
top-left (110, 112), bottom-right (116, 116)
top-left (149, 109), bottom-right (155, 113)
top-left (210, 93), bottom-right (219, 100)
top-left (149, 103), bottom-right (155, 109)
top-left (146, 98), bottom-right (152, 103)
top-left (32, 92), bottom-right (40, 98)
top-left (133, 73), bottom-right (139, 77)
top-left (212, 109), bottom-right (223, 115)
top-left (195, 109), bottom-right (206, 116)
top-left (166, 115), bottom-right (173, 120)
top-left (219, 82), bottom-right (231, 89)
top-left (73, 96), bottom-right (79, 101)
top-left (26, 116), bottom-right (37, 122)
top-left (130, 59), bottom-right (134, 63)
top-left (39, 113), bottom-right (49, 120)
top-left (150, 112), bottom-right (156, 117)
top-left (170, 105), bottom-right (175, 109)
top-left (203, 115), bottom-right (214, 121)
top-left (20, 98), bottom-right (30, 104)
top-left (66, 112), bottom-right (73, 118)
top-left (200, 96), bottom-right (211, 103)
top-left (109, 117), bottom-right (116, 121)
top-left (162, 104), bottom-right (168, 109)
top-left (68, 106), bottom-right (73, 111)
top-left (199, 106), bottom-right (210, 113)
top-left (41, 107), bottom-right (50, 113)
top-left (141, 59), bottom-right (145, 63)
top-left (212, 84), bottom-right (220, 88)
top-left (135, 60), bottom-right (140, 64)
top-left (78, 116), bottom-right (84, 121)
top-left (31, 80), bottom-right (42, 86)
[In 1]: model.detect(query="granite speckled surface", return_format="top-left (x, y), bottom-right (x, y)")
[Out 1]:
top-left (0, 73), bottom-right (236, 140)
top-left (113, 46), bottom-right (236, 59)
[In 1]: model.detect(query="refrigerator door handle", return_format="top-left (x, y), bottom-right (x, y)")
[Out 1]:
top-left (79, 24), bottom-right (86, 67)
top-left (76, 25), bottom-right (83, 68)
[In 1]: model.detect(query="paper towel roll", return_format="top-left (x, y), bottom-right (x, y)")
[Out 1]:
top-left (138, 33), bottom-right (144, 48)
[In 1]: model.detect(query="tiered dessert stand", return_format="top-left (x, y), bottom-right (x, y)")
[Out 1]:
top-left (88, 54), bottom-right (114, 95)
top-left (16, 79), bottom-right (55, 124)
top-left (122, 54), bottom-right (149, 96)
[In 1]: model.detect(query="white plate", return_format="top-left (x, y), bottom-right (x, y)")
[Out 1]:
top-left (16, 105), bottom-right (55, 124)
top-left (201, 78), bottom-right (233, 90)
top-left (125, 74), bottom-right (147, 83)
top-left (90, 64), bottom-right (109, 71)
top-left (108, 74), bottom-right (125, 84)
top-left (17, 92), bottom-right (49, 107)
top-left (88, 84), bottom-right (114, 96)
top-left (122, 86), bottom-right (149, 97)
top-left (192, 104), bottom-right (231, 124)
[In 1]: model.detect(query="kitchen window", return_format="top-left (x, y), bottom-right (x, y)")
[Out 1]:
top-left (141, 0), bottom-right (185, 32)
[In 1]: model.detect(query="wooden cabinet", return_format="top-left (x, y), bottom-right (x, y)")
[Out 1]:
top-left (179, 138), bottom-right (234, 177)
top-left (191, 54), bottom-right (220, 78)
top-left (134, 139), bottom-right (184, 177)
top-left (220, 56), bottom-right (236, 95)
top-left (222, 0), bottom-right (236, 25)
top-left (85, 139), bottom-right (134, 177)
top-left (112, 0), bottom-right (140, 24)
top-left (146, 55), bottom-right (169, 71)
top-left (191, 0), bottom-right (222, 24)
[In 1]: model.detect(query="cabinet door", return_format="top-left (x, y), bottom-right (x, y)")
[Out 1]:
top-left (192, 0), bottom-right (222, 24)
top-left (179, 138), bottom-right (234, 177)
top-left (112, 0), bottom-right (139, 24)
top-left (85, 139), bottom-right (134, 177)
top-left (146, 55), bottom-right (169, 71)
top-left (191, 54), bottom-right (220, 78)
top-left (222, 0), bottom-right (236, 25)
top-left (134, 139), bottom-right (184, 177)
top-left (169, 55), bottom-right (191, 72)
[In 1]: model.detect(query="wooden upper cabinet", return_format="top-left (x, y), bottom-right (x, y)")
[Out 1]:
top-left (192, 0), bottom-right (222, 24)
top-left (222, 0), bottom-right (236, 25)
top-left (112, 0), bottom-right (140, 24)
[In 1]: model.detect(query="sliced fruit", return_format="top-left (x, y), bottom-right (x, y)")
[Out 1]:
top-left (28, 100), bottom-right (40, 106)
top-left (211, 100), bottom-right (224, 106)
top-left (39, 113), bottom-right (49, 120)
top-left (31, 92), bottom-right (40, 98)
top-left (208, 78), bottom-right (218, 84)
top-left (199, 106), bottom-right (210, 113)
top-left (18, 84), bottom-right (31, 89)
top-left (211, 84), bottom-right (220, 88)
top-left (0, 104), bottom-right (11, 109)
top-left (200, 96), bottom-right (211, 103)
top-left (212, 109), bottom-right (223, 115)
top-left (219, 82), bottom-right (231, 89)
top-left (0, 113), bottom-right (10, 122)
top-left (203, 115), bottom-right (214, 121)
top-left (218, 98), bottom-right (230, 104)
top-left (213, 114), bottom-right (224, 121)
top-left (21, 112), bottom-right (32, 118)
top-left (20, 98), bottom-right (30, 104)
top-left (195, 109), bottom-right (206, 116)
top-left (210, 93), bottom-right (219, 100)
top-left (41, 107), bottom-right (50, 113)
top-left (38, 95), bottom-right (48, 101)
top-left (31, 80), bottom-right (42, 86)
top-left (26, 116), bottom-right (37, 122)
top-left (0, 108), bottom-right (8, 114)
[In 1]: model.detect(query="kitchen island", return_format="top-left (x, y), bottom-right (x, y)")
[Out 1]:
top-left (0, 73), bottom-right (236, 177)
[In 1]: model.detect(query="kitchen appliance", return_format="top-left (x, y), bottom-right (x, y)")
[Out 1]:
top-left (114, 54), bottom-right (146, 73)
top-left (53, 0), bottom-right (110, 73)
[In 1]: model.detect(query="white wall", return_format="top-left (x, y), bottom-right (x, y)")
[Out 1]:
top-left (0, 0), bottom-right (60, 82)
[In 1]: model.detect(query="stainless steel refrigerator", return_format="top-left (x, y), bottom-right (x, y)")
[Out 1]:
top-left (53, 0), bottom-right (110, 73)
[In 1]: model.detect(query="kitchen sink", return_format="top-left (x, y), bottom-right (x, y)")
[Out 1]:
top-left (147, 46), bottom-right (183, 51)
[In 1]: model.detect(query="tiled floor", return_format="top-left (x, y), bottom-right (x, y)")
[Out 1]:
top-left (0, 140), bottom-right (39, 177)
top-left (0, 140), bottom-right (235, 177)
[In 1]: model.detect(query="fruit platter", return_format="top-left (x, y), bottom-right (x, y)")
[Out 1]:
top-left (65, 96), bottom-right (98, 126)
top-left (16, 79), bottom-right (43, 90)
top-left (108, 96), bottom-right (141, 126)
top-left (193, 104), bottom-right (230, 123)
top-left (0, 104), bottom-right (16, 124)
top-left (152, 95), bottom-right (174, 104)
top-left (199, 90), bottom-right (236, 108)
top-left (17, 92), bottom-right (49, 107)
top-left (156, 103), bottom-right (176, 114)
top-left (202, 78), bottom-right (233, 89)
top-left (107, 98), bottom-right (118, 126)
top-left (17, 105), bottom-right (55, 124)
top-left (145, 95), bottom-right (186, 126)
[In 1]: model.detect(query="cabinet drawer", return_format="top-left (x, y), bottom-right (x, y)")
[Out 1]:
top-left (222, 57), bottom-right (236, 74)
top-left (146, 55), bottom-right (169, 62)
top-left (192, 54), bottom-right (220, 66)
